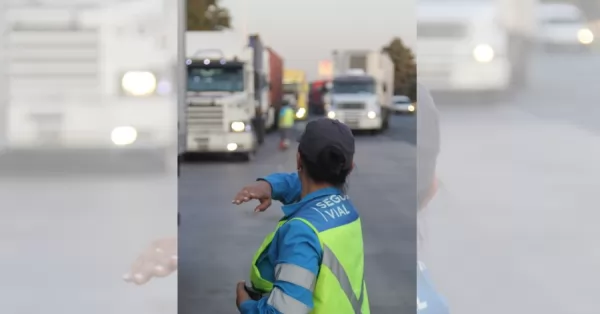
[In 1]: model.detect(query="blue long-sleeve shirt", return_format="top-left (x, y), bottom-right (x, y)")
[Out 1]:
top-left (240, 172), bottom-right (359, 314)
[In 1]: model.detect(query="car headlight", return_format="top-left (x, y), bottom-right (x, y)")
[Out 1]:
top-left (327, 111), bottom-right (336, 119)
top-left (367, 111), bottom-right (377, 119)
top-left (230, 121), bottom-right (246, 132)
top-left (578, 28), bottom-right (594, 44)
top-left (473, 44), bottom-right (494, 63)
top-left (296, 108), bottom-right (306, 119)
top-left (121, 71), bottom-right (157, 96)
top-left (111, 126), bottom-right (137, 146)
top-left (408, 104), bottom-right (415, 112)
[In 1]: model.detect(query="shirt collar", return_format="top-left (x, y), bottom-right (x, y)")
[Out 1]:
top-left (281, 187), bottom-right (341, 218)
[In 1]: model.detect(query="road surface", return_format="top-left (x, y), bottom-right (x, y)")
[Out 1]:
top-left (421, 51), bottom-right (600, 314)
top-left (178, 115), bottom-right (418, 314)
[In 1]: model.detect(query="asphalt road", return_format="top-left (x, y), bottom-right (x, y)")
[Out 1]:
top-left (178, 114), bottom-right (418, 314)
top-left (420, 50), bottom-right (600, 314)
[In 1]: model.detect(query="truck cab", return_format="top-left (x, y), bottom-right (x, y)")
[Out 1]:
top-left (326, 51), bottom-right (393, 133)
top-left (184, 31), bottom-right (257, 161)
top-left (417, 1), bottom-right (511, 93)
top-left (283, 69), bottom-right (308, 121)
top-left (5, 0), bottom-right (176, 163)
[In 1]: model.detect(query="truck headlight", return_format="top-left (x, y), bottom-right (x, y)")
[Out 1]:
top-left (327, 111), bottom-right (336, 119)
top-left (296, 108), bottom-right (306, 119)
top-left (230, 121), bottom-right (246, 132)
top-left (473, 44), bottom-right (494, 63)
top-left (121, 71), bottom-right (157, 96)
top-left (578, 28), bottom-right (594, 44)
top-left (111, 126), bottom-right (137, 146)
top-left (367, 111), bottom-right (377, 119)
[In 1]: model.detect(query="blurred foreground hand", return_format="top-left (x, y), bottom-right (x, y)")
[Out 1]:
top-left (232, 181), bottom-right (273, 212)
top-left (123, 237), bottom-right (178, 285)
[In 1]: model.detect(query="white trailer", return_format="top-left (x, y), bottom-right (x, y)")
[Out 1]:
top-left (4, 0), bottom-right (177, 166)
top-left (326, 50), bottom-right (393, 133)
top-left (183, 31), bottom-right (257, 161)
top-left (417, 0), bottom-right (538, 93)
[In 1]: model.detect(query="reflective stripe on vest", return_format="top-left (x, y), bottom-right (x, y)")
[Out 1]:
top-left (249, 217), bottom-right (369, 313)
top-left (322, 244), bottom-right (365, 313)
top-left (275, 263), bottom-right (317, 291)
top-left (267, 287), bottom-right (311, 314)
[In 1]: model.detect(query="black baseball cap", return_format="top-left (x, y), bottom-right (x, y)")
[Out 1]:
top-left (298, 118), bottom-right (355, 170)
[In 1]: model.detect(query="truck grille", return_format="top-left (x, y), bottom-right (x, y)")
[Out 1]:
top-left (336, 102), bottom-right (365, 110)
top-left (186, 104), bottom-right (225, 135)
top-left (7, 28), bottom-right (100, 103)
top-left (418, 22), bottom-right (467, 39)
top-left (342, 112), bottom-right (362, 128)
top-left (417, 63), bottom-right (451, 82)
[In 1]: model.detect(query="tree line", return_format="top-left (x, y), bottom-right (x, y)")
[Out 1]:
top-left (186, 0), bottom-right (417, 101)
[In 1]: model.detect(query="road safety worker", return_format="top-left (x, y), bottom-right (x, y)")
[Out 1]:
top-left (233, 118), bottom-right (370, 313)
top-left (278, 100), bottom-right (295, 149)
top-left (415, 83), bottom-right (448, 314)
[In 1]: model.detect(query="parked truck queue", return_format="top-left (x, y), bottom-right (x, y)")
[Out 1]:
top-left (179, 31), bottom-right (402, 165)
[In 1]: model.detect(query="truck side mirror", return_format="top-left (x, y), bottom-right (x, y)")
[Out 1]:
top-left (382, 84), bottom-right (387, 92)
top-left (320, 86), bottom-right (328, 93)
top-left (268, 82), bottom-right (272, 91)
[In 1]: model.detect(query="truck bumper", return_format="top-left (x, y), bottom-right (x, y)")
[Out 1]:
top-left (185, 132), bottom-right (256, 153)
top-left (6, 98), bottom-right (175, 149)
top-left (419, 58), bottom-right (511, 92)
top-left (0, 146), bottom-right (173, 174)
top-left (334, 112), bottom-right (383, 130)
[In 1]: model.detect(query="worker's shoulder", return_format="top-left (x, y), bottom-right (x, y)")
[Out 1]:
top-left (293, 194), bottom-right (360, 232)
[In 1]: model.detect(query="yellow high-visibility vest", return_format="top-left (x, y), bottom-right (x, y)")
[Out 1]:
top-left (249, 217), bottom-right (370, 313)
top-left (279, 107), bottom-right (295, 128)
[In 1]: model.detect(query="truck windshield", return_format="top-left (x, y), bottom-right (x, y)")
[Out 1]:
top-left (187, 66), bottom-right (244, 92)
top-left (332, 81), bottom-right (375, 94)
top-left (283, 83), bottom-right (299, 94)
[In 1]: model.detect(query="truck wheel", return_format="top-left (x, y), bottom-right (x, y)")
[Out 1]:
top-left (382, 110), bottom-right (390, 130)
top-left (238, 151), bottom-right (255, 162)
top-left (253, 117), bottom-right (266, 145)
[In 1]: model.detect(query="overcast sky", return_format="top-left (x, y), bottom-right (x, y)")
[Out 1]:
top-left (221, 0), bottom-right (415, 79)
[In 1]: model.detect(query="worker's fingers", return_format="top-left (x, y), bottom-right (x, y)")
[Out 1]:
top-left (152, 253), bottom-right (178, 277)
top-left (232, 189), bottom-right (254, 205)
top-left (236, 281), bottom-right (247, 293)
top-left (254, 198), bottom-right (272, 212)
top-left (123, 263), bottom-right (154, 285)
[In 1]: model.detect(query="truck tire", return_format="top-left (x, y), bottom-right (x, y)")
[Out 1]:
top-left (238, 151), bottom-right (255, 162)
top-left (508, 34), bottom-right (533, 90)
top-left (252, 117), bottom-right (266, 145)
top-left (382, 109), bottom-right (390, 130)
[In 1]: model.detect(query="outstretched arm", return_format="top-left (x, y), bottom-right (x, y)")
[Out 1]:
top-left (258, 172), bottom-right (301, 205)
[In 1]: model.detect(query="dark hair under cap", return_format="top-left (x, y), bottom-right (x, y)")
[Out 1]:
top-left (416, 83), bottom-right (441, 208)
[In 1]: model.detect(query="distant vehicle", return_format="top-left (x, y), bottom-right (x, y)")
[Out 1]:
top-left (183, 31), bottom-right (262, 161)
top-left (5, 0), bottom-right (176, 168)
top-left (283, 69), bottom-right (308, 120)
top-left (309, 80), bottom-right (329, 115)
top-left (326, 50), bottom-right (394, 134)
top-left (266, 48), bottom-right (284, 129)
top-left (537, 3), bottom-right (594, 50)
top-left (392, 95), bottom-right (415, 114)
top-left (418, 0), bottom-right (538, 93)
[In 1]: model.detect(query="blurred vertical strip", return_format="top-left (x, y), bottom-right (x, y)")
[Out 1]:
top-left (579, 0), bottom-right (600, 52)
top-left (0, 0), bottom-right (6, 149)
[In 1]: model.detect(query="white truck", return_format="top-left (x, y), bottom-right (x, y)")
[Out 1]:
top-left (4, 0), bottom-right (177, 169)
top-left (417, 0), bottom-right (538, 93)
top-left (325, 50), bottom-right (393, 134)
top-left (183, 31), bottom-right (261, 161)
